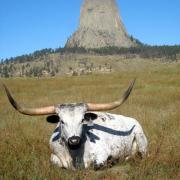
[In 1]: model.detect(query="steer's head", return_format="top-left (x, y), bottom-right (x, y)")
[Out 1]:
top-left (56, 103), bottom-right (88, 149)
top-left (3, 79), bottom-right (136, 150)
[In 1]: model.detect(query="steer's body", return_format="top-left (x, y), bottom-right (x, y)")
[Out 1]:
top-left (3, 79), bottom-right (148, 170)
top-left (50, 110), bottom-right (147, 169)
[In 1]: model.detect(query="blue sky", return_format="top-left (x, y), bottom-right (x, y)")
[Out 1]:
top-left (0, 0), bottom-right (180, 59)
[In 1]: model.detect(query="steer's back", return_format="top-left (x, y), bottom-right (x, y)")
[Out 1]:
top-left (83, 112), bottom-right (148, 165)
top-left (49, 112), bottom-right (148, 169)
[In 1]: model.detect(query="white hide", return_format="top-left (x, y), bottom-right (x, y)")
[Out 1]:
top-left (49, 111), bottom-right (148, 169)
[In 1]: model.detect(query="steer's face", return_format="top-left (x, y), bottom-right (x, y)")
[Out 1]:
top-left (55, 103), bottom-right (88, 150)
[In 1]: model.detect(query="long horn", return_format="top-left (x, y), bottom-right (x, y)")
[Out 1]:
top-left (3, 84), bottom-right (56, 116)
top-left (87, 79), bottom-right (136, 111)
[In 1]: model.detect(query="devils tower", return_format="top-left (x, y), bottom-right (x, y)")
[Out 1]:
top-left (65, 0), bottom-right (136, 48)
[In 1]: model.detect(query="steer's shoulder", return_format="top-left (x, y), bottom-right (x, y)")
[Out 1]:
top-left (88, 112), bottom-right (141, 132)
top-left (91, 112), bottom-right (137, 123)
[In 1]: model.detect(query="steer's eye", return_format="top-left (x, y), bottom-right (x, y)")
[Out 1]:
top-left (61, 120), bottom-right (65, 125)
top-left (81, 119), bottom-right (85, 123)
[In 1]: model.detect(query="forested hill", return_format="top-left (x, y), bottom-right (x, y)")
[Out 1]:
top-left (0, 45), bottom-right (180, 78)
top-left (1, 45), bottom-right (180, 64)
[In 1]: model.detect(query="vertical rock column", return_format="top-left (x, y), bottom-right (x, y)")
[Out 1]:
top-left (65, 0), bottom-right (136, 48)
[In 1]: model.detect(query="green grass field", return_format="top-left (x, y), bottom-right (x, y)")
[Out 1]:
top-left (0, 62), bottom-right (180, 179)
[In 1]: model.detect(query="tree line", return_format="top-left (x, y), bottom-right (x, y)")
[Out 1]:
top-left (1, 45), bottom-right (180, 65)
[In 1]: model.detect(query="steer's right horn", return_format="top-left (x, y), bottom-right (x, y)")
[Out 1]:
top-left (3, 84), bottom-right (56, 116)
top-left (87, 79), bottom-right (136, 111)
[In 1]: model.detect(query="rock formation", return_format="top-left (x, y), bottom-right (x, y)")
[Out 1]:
top-left (65, 0), bottom-right (136, 49)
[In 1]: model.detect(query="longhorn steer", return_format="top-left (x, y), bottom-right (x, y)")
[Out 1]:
top-left (3, 79), bottom-right (148, 170)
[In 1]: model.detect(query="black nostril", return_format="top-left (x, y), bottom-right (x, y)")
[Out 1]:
top-left (70, 138), bottom-right (78, 144)
top-left (68, 136), bottom-right (80, 145)
top-left (68, 136), bottom-right (81, 150)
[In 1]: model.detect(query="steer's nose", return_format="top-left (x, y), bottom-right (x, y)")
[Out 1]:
top-left (68, 136), bottom-right (81, 146)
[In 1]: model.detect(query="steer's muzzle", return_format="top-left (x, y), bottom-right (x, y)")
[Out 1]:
top-left (68, 136), bottom-right (81, 150)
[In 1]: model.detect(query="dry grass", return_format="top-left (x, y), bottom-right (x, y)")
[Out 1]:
top-left (0, 62), bottom-right (180, 179)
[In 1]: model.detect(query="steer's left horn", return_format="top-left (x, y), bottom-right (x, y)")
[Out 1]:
top-left (87, 79), bottom-right (136, 111)
top-left (3, 84), bottom-right (56, 116)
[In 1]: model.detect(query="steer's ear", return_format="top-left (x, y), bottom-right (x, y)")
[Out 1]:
top-left (84, 112), bottom-right (98, 121)
top-left (46, 115), bottom-right (59, 123)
